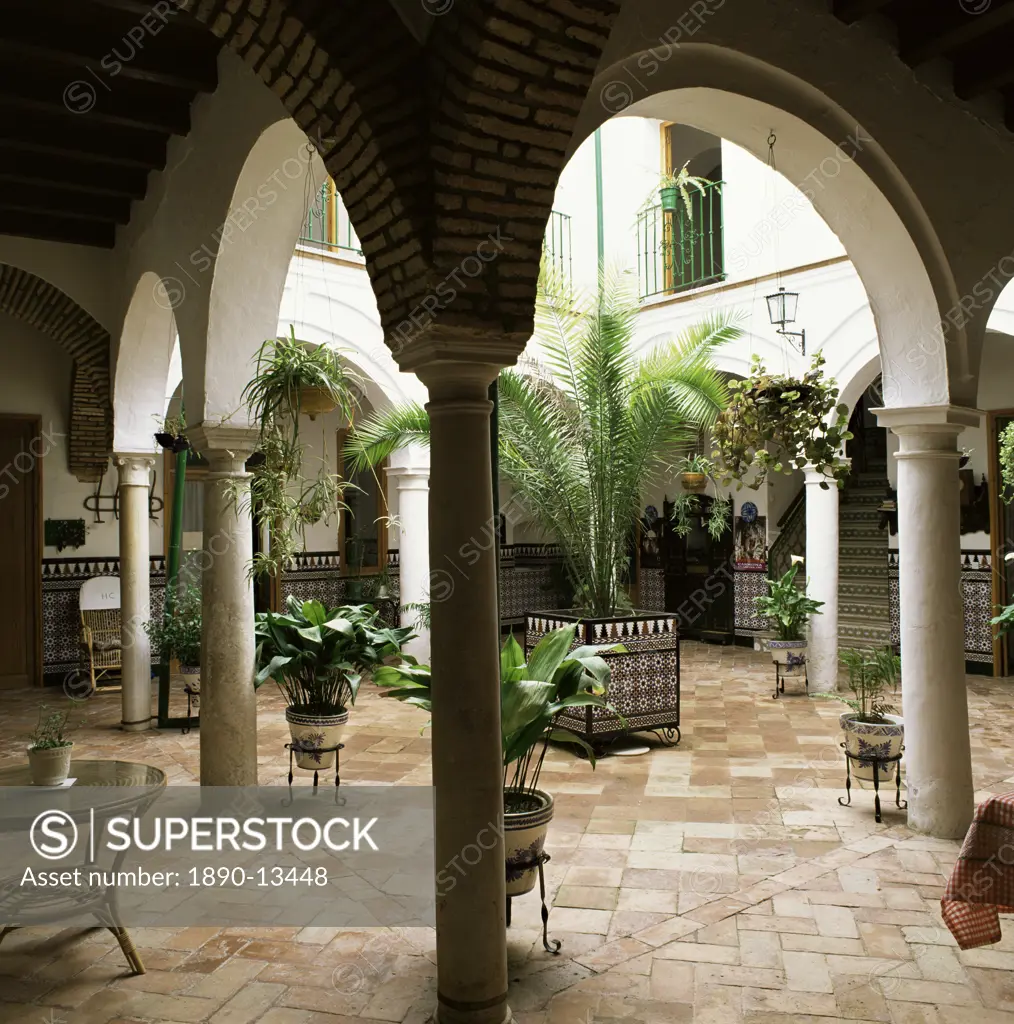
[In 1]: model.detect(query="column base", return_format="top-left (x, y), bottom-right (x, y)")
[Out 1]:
top-left (121, 718), bottom-right (152, 733)
top-left (433, 996), bottom-right (513, 1024)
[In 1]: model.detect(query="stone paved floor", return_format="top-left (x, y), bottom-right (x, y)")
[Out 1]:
top-left (1, 642), bottom-right (1014, 1023)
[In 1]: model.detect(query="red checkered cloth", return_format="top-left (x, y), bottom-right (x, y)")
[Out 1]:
top-left (942, 792), bottom-right (1014, 949)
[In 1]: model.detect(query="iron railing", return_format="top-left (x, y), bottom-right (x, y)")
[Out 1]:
top-left (636, 180), bottom-right (725, 301)
top-left (543, 209), bottom-right (572, 285)
top-left (299, 180), bottom-right (363, 256)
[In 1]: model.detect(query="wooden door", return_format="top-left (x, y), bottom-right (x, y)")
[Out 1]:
top-left (0, 415), bottom-right (41, 687)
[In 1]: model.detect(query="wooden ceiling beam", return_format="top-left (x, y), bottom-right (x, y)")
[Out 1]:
top-left (832, 0), bottom-right (895, 25)
top-left (899, 1), bottom-right (1014, 67)
top-left (0, 209), bottom-right (116, 248)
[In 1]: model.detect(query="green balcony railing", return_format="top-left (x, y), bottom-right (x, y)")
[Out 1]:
top-left (543, 209), bottom-right (572, 285)
top-left (636, 180), bottom-right (725, 301)
top-left (299, 180), bottom-right (363, 256)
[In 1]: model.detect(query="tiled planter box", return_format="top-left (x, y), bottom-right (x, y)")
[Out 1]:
top-left (524, 609), bottom-right (681, 747)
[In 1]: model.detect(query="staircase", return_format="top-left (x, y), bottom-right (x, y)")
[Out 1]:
top-left (837, 460), bottom-right (892, 649)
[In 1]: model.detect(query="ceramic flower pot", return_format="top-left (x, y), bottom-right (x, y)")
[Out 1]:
top-left (659, 186), bottom-right (680, 212)
top-left (286, 706), bottom-right (349, 769)
top-left (298, 386), bottom-right (336, 420)
top-left (681, 472), bottom-right (708, 493)
top-left (765, 639), bottom-right (807, 667)
top-left (504, 788), bottom-right (554, 897)
top-left (28, 743), bottom-right (73, 786)
top-left (840, 712), bottom-right (904, 782)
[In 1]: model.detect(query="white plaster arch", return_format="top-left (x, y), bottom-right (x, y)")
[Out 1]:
top-left (279, 257), bottom-right (428, 412)
top-left (113, 271), bottom-right (177, 452)
top-left (613, 85), bottom-right (947, 411)
top-left (986, 276), bottom-right (1014, 340)
top-left (200, 120), bottom-right (329, 425)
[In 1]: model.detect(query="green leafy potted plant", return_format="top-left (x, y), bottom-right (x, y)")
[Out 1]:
top-left (27, 707), bottom-right (74, 786)
top-left (647, 161), bottom-right (712, 215)
top-left (820, 647), bottom-right (903, 781)
top-left (712, 352), bottom-right (852, 490)
top-left (144, 582), bottom-right (201, 674)
top-left (237, 326), bottom-right (360, 579)
top-left (376, 624), bottom-right (619, 898)
top-left (670, 453), bottom-right (731, 540)
top-left (255, 596), bottom-right (413, 769)
top-left (754, 562), bottom-right (824, 666)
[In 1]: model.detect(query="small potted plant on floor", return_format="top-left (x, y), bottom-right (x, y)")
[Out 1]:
top-left (822, 647), bottom-right (903, 781)
top-left (754, 561), bottom-right (824, 667)
top-left (376, 624), bottom-right (619, 898)
top-left (27, 707), bottom-right (74, 786)
top-left (255, 596), bottom-right (413, 769)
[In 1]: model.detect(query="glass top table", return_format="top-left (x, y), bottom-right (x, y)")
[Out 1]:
top-left (0, 759), bottom-right (166, 975)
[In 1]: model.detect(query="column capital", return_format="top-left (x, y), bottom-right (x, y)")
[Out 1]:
top-left (872, 404), bottom-right (981, 435)
top-left (386, 465), bottom-right (430, 489)
top-left (114, 453), bottom-right (155, 487)
top-left (393, 327), bottom-right (523, 399)
top-left (188, 422), bottom-right (260, 474)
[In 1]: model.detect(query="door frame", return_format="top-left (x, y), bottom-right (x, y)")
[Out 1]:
top-left (988, 410), bottom-right (1014, 677)
top-left (0, 414), bottom-right (43, 687)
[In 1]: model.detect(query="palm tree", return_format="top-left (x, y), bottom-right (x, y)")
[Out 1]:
top-left (347, 269), bottom-right (743, 618)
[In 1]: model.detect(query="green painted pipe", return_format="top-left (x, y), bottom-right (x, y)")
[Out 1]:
top-left (157, 445), bottom-right (188, 727)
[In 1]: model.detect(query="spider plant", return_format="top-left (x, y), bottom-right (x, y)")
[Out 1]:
top-left (643, 161), bottom-right (713, 216)
top-left (670, 453), bottom-right (731, 540)
top-left (234, 326), bottom-right (362, 578)
top-left (345, 267), bottom-right (741, 617)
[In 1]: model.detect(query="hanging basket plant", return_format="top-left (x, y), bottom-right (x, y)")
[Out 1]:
top-left (712, 352), bottom-right (852, 490)
top-left (231, 326), bottom-right (362, 579)
top-left (154, 412), bottom-right (190, 453)
top-left (670, 454), bottom-right (731, 540)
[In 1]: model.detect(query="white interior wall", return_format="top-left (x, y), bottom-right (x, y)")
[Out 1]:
top-left (0, 315), bottom-right (163, 558)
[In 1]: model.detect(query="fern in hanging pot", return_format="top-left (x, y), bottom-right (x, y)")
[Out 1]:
top-left (712, 352), bottom-right (852, 490)
top-left (235, 327), bottom-right (362, 580)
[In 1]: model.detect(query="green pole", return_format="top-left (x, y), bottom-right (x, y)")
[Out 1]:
top-left (157, 445), bottom-right (188, 727)
top-left (594, 128), bottom-right (605, 280)
top-left (489, 377), bottom-right (501, 632)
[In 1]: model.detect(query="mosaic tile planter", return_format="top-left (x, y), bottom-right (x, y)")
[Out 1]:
top-left (524, 609), bottom-right (680, 747)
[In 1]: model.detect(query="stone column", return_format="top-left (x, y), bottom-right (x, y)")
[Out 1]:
top-left (804, 466), bottom-right (841, 694)
top-left (115, 454), bottom-right (155, 732)
top-left (875, 405), bottom-right (980, 838)
top-left (387, 459), bottom-right (431, 664)
top-left (188, 425), bottom-right (258, 786)
top-left (416, 359), bottom-right (510, 1024)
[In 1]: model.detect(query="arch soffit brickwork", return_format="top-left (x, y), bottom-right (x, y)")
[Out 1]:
top-left (0, 263), bottom-right (111, 481)
top-left (176, 0), bottom-right (625, 361)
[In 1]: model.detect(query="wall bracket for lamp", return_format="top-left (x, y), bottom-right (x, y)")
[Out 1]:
top-left (84, 467), bottom-right (163, 523)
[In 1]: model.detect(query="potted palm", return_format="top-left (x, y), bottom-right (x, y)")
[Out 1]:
top-left (376, 624), bottom-right (618, 898)
top-left (27, 707), bottom-right (74, 786)
top-left (255, 596), bottom-right (414, 769)
top-left (345, 269), bottom-right (741, 742)
top-left (821, 647), bottom-right (903, 781)
top-left (754, 562), bottom-right (824, 666)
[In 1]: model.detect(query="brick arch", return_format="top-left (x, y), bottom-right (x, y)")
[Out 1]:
top-left (0, 264), bottom-right (112, 481)
top-left (179, 0), bottom-right (623, 361)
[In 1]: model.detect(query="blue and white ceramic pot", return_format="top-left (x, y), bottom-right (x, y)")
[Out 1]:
top-left (840, 712), bottom-right (904, 781)
top-left (504, 789), bottom-right (554, 897)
